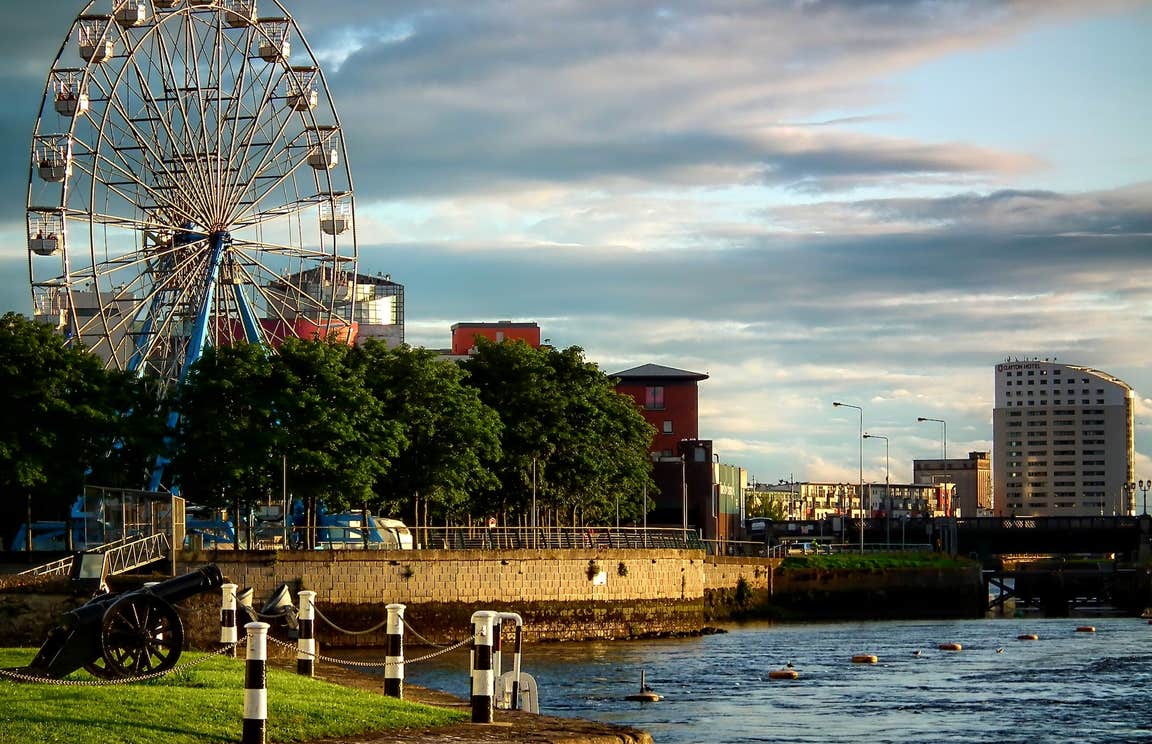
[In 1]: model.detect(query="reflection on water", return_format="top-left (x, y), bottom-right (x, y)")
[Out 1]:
top-left (382, 617), bottom-right (1152, 743)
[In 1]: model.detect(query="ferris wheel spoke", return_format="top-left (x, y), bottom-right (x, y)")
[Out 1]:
top-left (77, 44), bottom-right (200, 215)
top-left (232, 237), bottom-right (336, 261)
top-left (144, 14), bottom-right (217, 223)
top-left (232, 246), bottom-right (340, 316)
top-left (117, 41), bottom-right (216, 220)
top-left (217, 28), bottom-right (283, 218)
top-left (86, 55), bottom-right (213, 223)
top-left (74, 242), bottom-right (209, 370)
top-left (224, 102), bottom-right (312, 225)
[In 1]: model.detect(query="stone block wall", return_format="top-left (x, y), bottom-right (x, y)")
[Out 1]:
top-left (177, 549), bottom-right (719, 646)
top-left (700, 556), bottom-right (774, 592)
top-left (181, 549), bottom-right (711, 605)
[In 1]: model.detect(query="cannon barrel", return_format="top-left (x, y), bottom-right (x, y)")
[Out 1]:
top-left (63, 565), bottom-right (225, 629)
top-left (21, 565), bottom-right (225, 679)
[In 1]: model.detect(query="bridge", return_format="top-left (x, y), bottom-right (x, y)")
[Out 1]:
top-left (945, 515), bottom-right (1151, 560)
top-left (755, 514), bottom-right (1152, 560)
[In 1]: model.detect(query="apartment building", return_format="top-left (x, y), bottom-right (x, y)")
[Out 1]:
top-left (913, 452), bottom-right (993, 517)
top-left (992, 360), bottom-right (1135, 516)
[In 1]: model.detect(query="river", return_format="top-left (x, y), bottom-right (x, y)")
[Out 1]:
top-left (392, 616), bottom-right (1152, 743)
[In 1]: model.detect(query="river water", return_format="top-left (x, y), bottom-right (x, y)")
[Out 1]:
top-left (394, 616), bottom-right (1152, 744)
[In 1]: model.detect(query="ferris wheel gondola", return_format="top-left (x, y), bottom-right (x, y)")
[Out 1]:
top-left (26, 0), bottom-right (358, 389)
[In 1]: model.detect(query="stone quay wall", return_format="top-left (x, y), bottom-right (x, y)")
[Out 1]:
top-left (1, 552), bottom-right (983, 651)
top-left (177, 548), bottom-right (742, 647)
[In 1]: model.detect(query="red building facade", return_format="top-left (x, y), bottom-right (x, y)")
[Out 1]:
top-left (611, 364), bottom-right (708, 457)
top-left (450, 321), bottom-right (541, 355)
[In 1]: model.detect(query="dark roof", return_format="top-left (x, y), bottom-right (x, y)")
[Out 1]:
top-left (611, 363), bottom-right (709, 381)
top-left (451, 321), bottom-right (539, 330)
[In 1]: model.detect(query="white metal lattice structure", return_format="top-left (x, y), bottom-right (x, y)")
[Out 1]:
top-left (27, 0), bottom-right (357, 387)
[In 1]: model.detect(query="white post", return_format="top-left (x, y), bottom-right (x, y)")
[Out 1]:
top-left (296, 590), bottom-right (316, 676)
top-left (242, 622), bottom-right (270, 744)
top-left (384, 603), bottom-right (405, 698)
top-left (470, 610), bottom-right (497, 723)
top-left (220, 583), bottom-right (237, 658)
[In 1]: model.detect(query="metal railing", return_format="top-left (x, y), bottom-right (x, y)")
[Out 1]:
top-left (413, 526), bottom-right (704, 551)
top-left (18, 532), bottom-right (172, 578)
top-left (244, 525), bottom-right (705, 551)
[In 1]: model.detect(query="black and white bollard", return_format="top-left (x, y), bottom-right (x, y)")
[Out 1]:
top-left (243, 621), bottom-right (270, 744)
top-left (220, 583), bottom-right (238, 658)
top-left (470, 610), bottom-right (497, 723)
top-left (296, 590), bottom-right (315, 676)
top-left (384, 603), bottom-right (405, 698)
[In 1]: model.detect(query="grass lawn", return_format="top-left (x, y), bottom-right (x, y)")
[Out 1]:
top-left (0, 648), bottom-right (466, 744)
top-left (779, 553), bottom-right (977, 570)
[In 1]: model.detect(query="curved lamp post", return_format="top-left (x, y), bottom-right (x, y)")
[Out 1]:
top-left (863, 433), bottom-right (889, 547)
top-left (916, 417), bottom-right (947, 460)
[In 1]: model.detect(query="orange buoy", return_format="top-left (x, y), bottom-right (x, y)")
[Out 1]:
top-left (1017, 634), bottom-right (1039, 641)
top-left (851, 654), bottom-right (878, 664)
top-left (769, 669), bottom-right (799, 680)
top-left (938, 642), bottom-right (963, 651)
top-left (1075, 626), bottom-right (1096, 633)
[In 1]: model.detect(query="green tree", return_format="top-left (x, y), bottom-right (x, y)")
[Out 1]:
top-left (86, 371), bottom-right (169, 490)
top-left (269, 338), bottom-right (396, 532)
top-left (170, 337), bottom-right (395, 547)
top-left (167, 342), bottom-right (280, 515)
top-left (349, 342), bottom-right (502, 528)
top-left (462, 339), bottom-right (655, 526)
top-left (0, 313), bottom-right (119, 547)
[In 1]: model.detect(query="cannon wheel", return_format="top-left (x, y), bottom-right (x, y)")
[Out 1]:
top-left (97, 594), bottom-right (185, 678)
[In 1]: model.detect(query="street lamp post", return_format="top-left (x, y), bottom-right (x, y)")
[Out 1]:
top-left (833, 401), bottom-right (864, 553)
top-left (864, 433), bottom-right (889, 548)
top-left (1141, 480), bottom-right (1150, 516)
top-left (916, 417), bottom-right (947, 460)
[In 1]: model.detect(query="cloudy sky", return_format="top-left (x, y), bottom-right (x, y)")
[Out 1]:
top-left (2, 1), bottom-right (1150, 491)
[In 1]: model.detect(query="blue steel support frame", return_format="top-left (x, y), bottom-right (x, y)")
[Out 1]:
top-left (233, 283), bottom-right (262, 344)
top-left (147, 232), bottom-right (229, 491)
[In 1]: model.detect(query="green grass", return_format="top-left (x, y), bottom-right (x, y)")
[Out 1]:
top-left (0, 649), bottom-right (466, 744)
top-left (779, 552), bottom-right (977, 570)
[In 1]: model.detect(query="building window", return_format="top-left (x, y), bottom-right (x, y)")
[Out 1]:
top-left (644, 386), bottom-right (665, 410)
top-left (662, 420), bottom-right (673, 434)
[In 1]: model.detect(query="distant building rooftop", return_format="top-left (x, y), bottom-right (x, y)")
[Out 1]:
top-left (611, 364), bottom-right (709, 382)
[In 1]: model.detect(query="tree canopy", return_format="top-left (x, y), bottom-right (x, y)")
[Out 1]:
top-left (0, 312), bottom-right (154, 546)
top-left (349, 342), bottom-right (502, 527)
top-left (462, 339), bottom-right (655, 526)
top-left (3, 316), bottom-right (658, 539)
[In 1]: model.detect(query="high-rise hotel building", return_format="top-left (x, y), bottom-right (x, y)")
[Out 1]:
top-left (993, 361), bottom-right (1135, 516)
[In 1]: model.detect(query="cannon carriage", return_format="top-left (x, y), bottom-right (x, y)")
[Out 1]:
top-left (17, 565), bottom-right (225, 680)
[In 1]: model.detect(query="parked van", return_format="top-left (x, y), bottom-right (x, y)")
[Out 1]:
top-left (315, 513), bottom-right (413, 550)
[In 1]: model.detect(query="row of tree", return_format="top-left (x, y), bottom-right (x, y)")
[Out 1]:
top-left (0, 312), bottom-right (657, 547)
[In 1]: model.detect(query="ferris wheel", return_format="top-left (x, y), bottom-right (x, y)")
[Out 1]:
top-left (26, 0), bottom-right (357, 388)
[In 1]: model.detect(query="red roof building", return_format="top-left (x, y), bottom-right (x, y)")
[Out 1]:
top-left (450, 321), bottom-right (541, 355)
top-left (611, 364), bottom-right (709, 457)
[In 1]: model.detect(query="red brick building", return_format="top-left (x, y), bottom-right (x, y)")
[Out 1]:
top-left (611, 364), bottom-right (708, 457)
top-left (612, 365), bottom-right (742, 544)
top-left (450, 321), bottom-right (541, 355)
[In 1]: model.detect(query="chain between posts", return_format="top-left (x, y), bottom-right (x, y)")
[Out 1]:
top-left (310, 603), bottom-right (391, 635)
top-left (0, 640), bottom-right (245, 686)
top-left (266, 634), bottom-right (471, 668)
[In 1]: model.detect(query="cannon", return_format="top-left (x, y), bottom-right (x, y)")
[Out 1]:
top-left (17, 565), bottom-right (225, 680)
